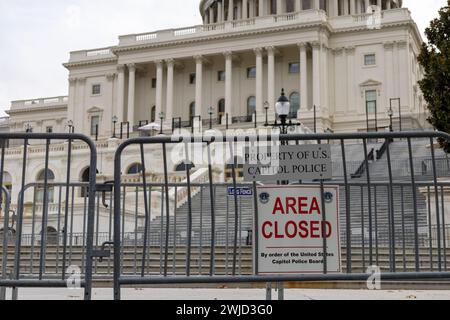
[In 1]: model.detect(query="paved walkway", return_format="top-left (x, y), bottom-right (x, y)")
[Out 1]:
top-left (3, 288), bottom-right (450, 300)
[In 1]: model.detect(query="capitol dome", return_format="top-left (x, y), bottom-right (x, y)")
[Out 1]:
top-left (200, 0), bottom-right (402, 24)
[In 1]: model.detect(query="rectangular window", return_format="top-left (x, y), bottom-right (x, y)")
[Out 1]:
top-left (46, 126), bottom-right (53, 133)
top-left (218, 70), bottom-right (226, 81)
top-left (289, 62), bottom-right (300, 73)
top-left (90, 115), bottom-right (100, 136)
top-left (366, 90), bottom-right (377, 114)
top-left (189, 73), bottom-right (196, 84)
top-left (247, 66), bottom-right (256, 79)
top-left (364, 54), bottom-right (376, 66)
top-left (92, 84), bottom-right (101, 95)
top-left (151, 78), bottom-right (157, 88)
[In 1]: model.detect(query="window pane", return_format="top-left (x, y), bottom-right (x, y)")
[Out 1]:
top-left (218, 71), bottom-right (226, 81)
top-left (91, 116), bottom-right (100, 135)
top-left (366, 101), bottom-right (376, 114)
top-left (92, 84), bottom-right (101, 95)
top-left (289, 62), bottom-right (300, 73)
top-left (247, 97), bottom-right (256, 117)
top-left (247, 67), bottom-right (256, 78)
top-left (289, 92), bottom-right (300, 118)
top-left (189, 73), bottom-right (196, 84)
top-left (366, 90), bottom-right (377, 102)
top-left (364, 54), bottom-right (376, 66)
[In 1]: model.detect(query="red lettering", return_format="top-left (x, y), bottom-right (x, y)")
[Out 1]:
top-left (262, 221), bottom-right (273, 239)
top-left (324, 221), bottom-right (332, 238)
top-left (286, 197), bottom-right (297, 214)
top-left (298, 221), bottom-right (309, 238)
top-left (309, 197), bottom-right (321, 215)
top-left (274, 221), bottom-right (284, 239)
top-left (310, 221), bottom-right (320, 238)
top-left (285, 221), bottom-right (297, 239)
top-left (298, 197), bottom-right (309, 214)
top-left (272, 198), bottom-right (285, 215)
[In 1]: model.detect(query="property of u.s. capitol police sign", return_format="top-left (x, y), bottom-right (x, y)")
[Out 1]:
top-left (243, 144), bottom-right (332, 182)
top-left (255, 185), bottom-right (342, 275)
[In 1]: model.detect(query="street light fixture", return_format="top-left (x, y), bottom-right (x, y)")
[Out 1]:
top-left (25, 123), bottom-right (33, 133)
top-left (67, 120), bottom-right (74, 133)
top-left (387, 107), bottom-right (394, 132)
top-left (264, 101), bottom-right (270, 126)
top-left (159, 112), bottom-right (165, 135)
top-left (390, 98), bottom-right (402, 131)
top-left (112, 115), bottom-right (118, 138)
top-left (208, 106), bottom-right (214, 130)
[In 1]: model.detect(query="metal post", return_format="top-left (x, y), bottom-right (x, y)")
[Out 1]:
top-left (226, 113), bottom-right (229, 130)
top-left (313, 105), bottom-right (317, 133)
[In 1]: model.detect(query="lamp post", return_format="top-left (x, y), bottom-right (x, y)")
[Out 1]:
top-left (25, 123), bottom-right (33, 133)
top-left (112, 115), bottom-right (118, 138)
top-left (208, 106), bottom-right (214, 130)
top-left (67, 120), bottom-right (74, 134)
top-left (264, 101), bottom-right (270, 126)
top-left (387, 107), bottom-right (394, 132)
top-left (275, 89), bottom-right (291, 135)
top-left (159, 112), bottom-right (165, 135)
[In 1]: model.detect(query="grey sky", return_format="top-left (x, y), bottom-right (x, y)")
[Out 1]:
top-left (0, 0), bottom-right (447, 115)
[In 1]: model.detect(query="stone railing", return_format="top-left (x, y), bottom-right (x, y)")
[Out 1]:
top-left (11, 96), bottom-right (68, 110)
top-left (68, 47), bottom-right (116, 63)
top-left (169, 167), bottom-right (210, 209)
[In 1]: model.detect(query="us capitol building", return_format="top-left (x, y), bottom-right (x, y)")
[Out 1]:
top-left (0, 0), bottom-right (431, 235)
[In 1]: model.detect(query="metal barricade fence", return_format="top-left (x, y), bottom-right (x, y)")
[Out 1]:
top-left (0, 133), bottom-right (97, 300)
top-left (112, 131), bottom-right (450, 300)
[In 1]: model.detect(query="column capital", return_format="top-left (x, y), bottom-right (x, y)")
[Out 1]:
top-left (332, 47), bottom-right (345, 55)
top-left (194, 55), bottom-right (204, 63)
top-left (77, 77), bottom-right (86, 84)
top-left (223, 51), bottom-right (233, 59)
top-left (68, 77), bottom-right (78, 84)
top-left (127, 63), bottom-right (136, 72)
top-left (117, 65), bottom-right (126, 73)
top-left (106, 73), bottom-right (116, 81)
top-left (253, 47), bottom-right (263, 56)
top-left (265, 46), bottom-right (276, 54)
top-left (345, 46), bottom-right (355, 53)
top-left (165, 58), bottom-right (175, 67)
top-left (297, 42), bottom-right (308, 50)
top-left (154, 60), bottom-right (164, 67)
top-left (383, 41), bottom-right (395, 49)
top-left (310, 41), bottom-right (321, 49)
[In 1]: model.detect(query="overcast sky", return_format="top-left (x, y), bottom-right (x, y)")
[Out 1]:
top-left (0, 0), bottom-right (447, 115)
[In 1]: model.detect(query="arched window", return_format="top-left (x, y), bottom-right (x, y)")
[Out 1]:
top-left (247, 96), bottom-right (256, 122)
top-left (175, 161), bottom-right (195, 172)
top-left (80, 167), bottom-right (99, 198)
top-left (36, 169), bottom-right (55, 203)
top-left (289, 92), bottom-right (300, 119)
top-left (189, 102), bottom-right (196, 121)
top-left (127, 163), bottom-right (143, 175)
top-left (218, 99), bottom-right (225, 124)
top-left (42, 226), bottom-right (58, 245)
top-left (151, 106), bottom-right (156, 122)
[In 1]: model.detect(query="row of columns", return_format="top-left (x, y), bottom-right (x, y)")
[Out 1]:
top-left (117, 42), bottom-right (324, 128)
top-left (204, 0), bottom-right (396, 23)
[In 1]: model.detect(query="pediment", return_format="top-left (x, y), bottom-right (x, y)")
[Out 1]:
top-left (87, 106), bottom-right (103, 113)
top-left (360, 79), bottom-right (382, 87)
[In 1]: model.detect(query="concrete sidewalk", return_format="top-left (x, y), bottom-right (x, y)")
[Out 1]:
top-left (3, 288), bottom-right (450, 300)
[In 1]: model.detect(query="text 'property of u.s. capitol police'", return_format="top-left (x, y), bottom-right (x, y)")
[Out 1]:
top-left (243, 145), bottom-right (332, 182)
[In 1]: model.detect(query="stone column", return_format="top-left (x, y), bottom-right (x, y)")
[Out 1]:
top-left (295, 0), bottom-right (302, 11)
top-left (266, 46), bottom-right (275, 116)
top-left (356, 0), bottom-right (361, 14)
top-left (255, 48), bottom-right (264, 116)
top-left (209, 7), bottom-right (215, 23)
top-left (194, 55), bottom-right (203, 117)
top-left (387, 0), bottom-right (391, 10)
top-left (166, 59), bottom-right (175, 123)
top-left (224, 52), bottom-right (233, 121)
top-left (155, 60), bottom-right (164, 121)
top-left (243, 0), bottom-right (248, 19)
top-left (276, 0), bottom-right (283, 14)
top-left (299, 43), bottom-right (308, 113)
top-left (343, 0), bottom-right (349, 15)
top-left (68, 77), bottom-right (77, 125)
top-left (117, 65), bottom-right (125, 125)
top-left (331, 0), bottom-right (339, 16)
top-left (228, 0), bottom-right (234, 20)
top-left (365, 0), bottom-right (370, 12)
top-left (218, 1), bottom-right (223, 22)
top-left (127, 64), bottom-right (136, 128)
top-left (350, 0), bottom-right (356, 14)
top-left (259, 0), bottom-right (265, 16)
top-left (312, 42), bottom-right (321, 111)
top-left (377, 0), bottom-right (382, 9)
top-left (314, 0), bottom-right (320, 10)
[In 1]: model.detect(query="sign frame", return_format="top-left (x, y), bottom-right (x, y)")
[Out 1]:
top-left (254, 184), bottom-right (342, 275)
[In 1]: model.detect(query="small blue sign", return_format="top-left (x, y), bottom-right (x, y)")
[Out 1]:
top-left (227, 187), bottom-right (253, 197)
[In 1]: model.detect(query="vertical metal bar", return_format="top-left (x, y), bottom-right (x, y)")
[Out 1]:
top-left (84, 137), bottom-right (98, 300)
top-left (139, 144), bottom-right (151, 277)
top-left (30, 188), bottom-right (37, 274)
top-left (0, 139), bottom-right (9, 300)
top-left (430, 138), bottom-right (442, 271)
top-left (385, 139), bottom-right (396, 272)
top-left (172, 187), bottom-right (177, 275)
top-left (228, 141), bottom-right (239, 276)
top-left (225, 190), bottom-right (229, 275)
top-left (360, 187), bottom-right (365, 270)
top-left (207, 142), bottom-right (216, 276)
top-left (441, 185), bottom-right (447, 271)
top-left (81, 187), bottom-right (87, 270)
top-left (39, 139), bottom-right (51, 280)
top-left (362, 139), bottom-right (373, 266)
top-left (407, 138), bottom-right (420, 271)
top-left (69, 187), bottom-right (75, 267)
top-left (162, 143), bottom-right (171, 277)
top-left (55, 186), bottom-right (62, 274)
top-left (340, 140), bottom-right (352, 273)
top-left (113, 143), bottom-right (123, 300)
top-left (427, 186), bottom-right (433, 271)
top-left (199, 187), bottom-right (203, 275)
top-left (401, 185), bottom-right (406, 272)
top-left (184, 141), bottom-right (193, 277)
top-left (13, 138), bottom-right (28, 297)
top-left (238, 193), bottom-right (243, 275)
top-left (159, 186), bottom-right (164, 275)
top-left (134, 187), bottom-right (138, 275)
top-left (374, 185), bottom-right (379, 266)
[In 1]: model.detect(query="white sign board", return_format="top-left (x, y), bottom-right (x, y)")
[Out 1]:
top-left (256, 185), bottom-right (341, 275)
top-left (243, 145), bottom-right (332, 182)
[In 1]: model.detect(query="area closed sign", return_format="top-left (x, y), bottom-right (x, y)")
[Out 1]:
top-left (256, 185), bottom-right (341, 274)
